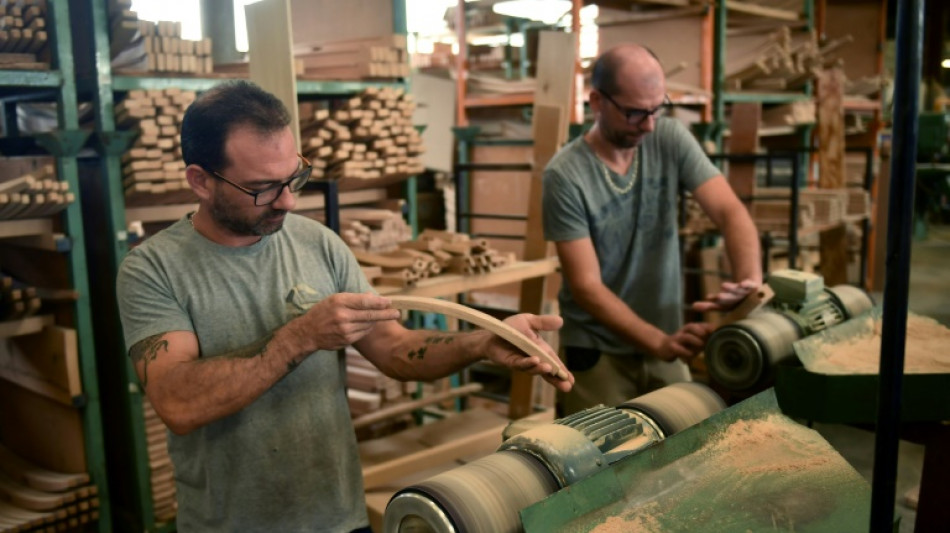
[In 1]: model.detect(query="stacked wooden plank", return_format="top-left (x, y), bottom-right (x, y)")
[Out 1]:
top-left (345, 348), bottom-right (415, 421)
top-left (300, 87), bottom-right (425, 181)
top-left (0, 444), bottom-right (99, 533)
top-left (295, 35), bottom-right (409, 80)
top-left (0, 167), bottom-right (73, 221)
top-left (117, 88), bottom-right (196, 201)
top-left (136, 20), bottom-right (213, 75)
top-left (725, 27), bottom-right (853, 91)
top-left (339, 208), bottom-right (412, 253)
top-left (0, 1), bottom-right (48, 64)
top-left (352, 229), bottom-right (515, 289)
top-left (142, 400), bottom-right (176, 525)
top-left (0, 274), bottom-right (40, 321)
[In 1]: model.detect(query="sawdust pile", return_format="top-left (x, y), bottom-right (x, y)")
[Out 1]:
top-left (586, 415), bottom-right (861, 533)
top-left (808, 314), bottom-right (950, 375)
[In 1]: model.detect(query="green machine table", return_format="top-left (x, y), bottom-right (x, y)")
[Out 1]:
top-left (520, 390), bottom-right (873, 532)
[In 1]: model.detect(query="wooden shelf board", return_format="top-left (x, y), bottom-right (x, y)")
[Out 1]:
top-left (375, 257), bottom-right (559, 299)
top-left (0, 315), bottom-right (54, 339)
top-left (0, 218), bottom-right (55, 239)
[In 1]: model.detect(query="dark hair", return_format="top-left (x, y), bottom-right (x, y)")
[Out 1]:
top-left (590, 45), bottom-right (662, 96)
top-left (180, 80), bottom-right (291, 172)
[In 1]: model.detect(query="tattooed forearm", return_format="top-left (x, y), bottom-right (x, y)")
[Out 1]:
top-left (217, 334), bottom-right (274, 360)
top-left (406, 335), bottom-right (456, 361)
top-left (129, 334), bottom-right (170, 389)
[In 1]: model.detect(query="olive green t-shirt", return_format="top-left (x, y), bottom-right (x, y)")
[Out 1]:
top-left (542, 117), bottom-right (721, 353)
top-left (117, 213), bottom-right (372, 532)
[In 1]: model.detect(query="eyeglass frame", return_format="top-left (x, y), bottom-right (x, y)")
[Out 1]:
top-left (597, 89), bottom-right (672, 126)
top-left (205, 153), bottom-right (313, 206)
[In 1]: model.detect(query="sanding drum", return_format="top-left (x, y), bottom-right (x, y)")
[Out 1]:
top-left (705, 282), bottom-right (873, 391)
top-left (383, 383), bottom-right (726, 533)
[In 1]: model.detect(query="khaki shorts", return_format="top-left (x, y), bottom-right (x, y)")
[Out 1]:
top-left (556, 346), bottom-right (691, 416)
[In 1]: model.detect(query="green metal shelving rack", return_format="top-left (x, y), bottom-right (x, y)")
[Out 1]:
top-left (69, 1), bottom-right (413, 530)
top-left (0, 1), bottom-right (112, 531)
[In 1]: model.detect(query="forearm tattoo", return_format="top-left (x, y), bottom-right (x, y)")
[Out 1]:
top-left (406, 335), bottom-right (455, 361)
top-left (129, 334), bottom-right (169, 389)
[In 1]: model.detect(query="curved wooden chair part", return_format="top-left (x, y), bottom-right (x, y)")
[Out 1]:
top-left (387, 295), bottom-right (569, 381)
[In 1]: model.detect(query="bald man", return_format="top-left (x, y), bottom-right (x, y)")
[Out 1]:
top-left (542, 44), bottom-right (762, 415)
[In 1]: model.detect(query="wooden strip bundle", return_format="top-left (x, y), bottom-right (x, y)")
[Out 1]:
top-left (725, 27), bottom-right (853, 92)
top-left (0, 274), bottom-right (41, 321)
top-left (142, 399), bottom-right (177, 525)
top-left (117, 88), bottom-right (197, 204)
top-left (295, 34), bottom-right (409, 81)
top-left (0, 166), bottom-right (72, 221)
top-left (299, 87), bottom-right (425, 182)
top-left (0, 1), bottom-right (48, 63)
top-left (108, 0), bottom-right (214, 75)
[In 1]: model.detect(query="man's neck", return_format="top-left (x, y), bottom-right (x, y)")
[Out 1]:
top-left (584, 125), bottom-right (637, 175)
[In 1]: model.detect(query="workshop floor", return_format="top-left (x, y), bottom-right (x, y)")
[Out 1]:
top-left (813, 223), bottom-right (950, 532)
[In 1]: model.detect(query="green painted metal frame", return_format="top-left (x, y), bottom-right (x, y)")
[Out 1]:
top-left (8, 2), bottom-right (115, 531)
top-left (521, 389), bottom-right (875, 532)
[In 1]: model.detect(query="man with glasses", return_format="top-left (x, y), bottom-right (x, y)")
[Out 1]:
top-left (542, 44), bottom-right (761, 416)
top-left (116, 80), bottom-right (573, 533)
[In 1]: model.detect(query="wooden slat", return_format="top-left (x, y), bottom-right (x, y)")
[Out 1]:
top-left (246, 0), bottom-right (300, 151)
top-left (0, 325), bottom-right (81, 406)
top-left (387, 296), bottom-right (569, 381)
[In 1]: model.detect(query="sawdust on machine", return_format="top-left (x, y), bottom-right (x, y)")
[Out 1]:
top-left (808, 314), bottom-right (950, 375)
top-left (586, 414), bottom-right (860, 533)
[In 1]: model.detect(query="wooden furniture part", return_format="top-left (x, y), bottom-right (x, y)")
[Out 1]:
top-left (247, 0), bottom-right (300, 150)
top-left (816, 67), bottom-right (849, 286)
top-left (387, 295), bottom-right (569, 382)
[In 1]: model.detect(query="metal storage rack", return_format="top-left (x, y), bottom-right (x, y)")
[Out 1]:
top-left (0, 1), bottom-right (111, 531)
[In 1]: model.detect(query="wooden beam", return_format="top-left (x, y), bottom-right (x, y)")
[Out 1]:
top-left (246, 0), bottom-right (300, 150)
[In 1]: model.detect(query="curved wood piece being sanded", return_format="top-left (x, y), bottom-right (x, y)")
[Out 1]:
top-left (387, 295), bottom-right (569, 381)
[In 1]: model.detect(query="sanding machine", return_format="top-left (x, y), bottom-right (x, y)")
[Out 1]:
top-left (383, 382), bottom-right (726, 533)
top-left (705, 269), bottom-right (873, 391)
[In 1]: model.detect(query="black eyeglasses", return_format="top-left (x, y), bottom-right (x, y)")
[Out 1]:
top-left (207, 153), bottom-right (312, 206)
top-left (599, 90), bottom-right (671, 126)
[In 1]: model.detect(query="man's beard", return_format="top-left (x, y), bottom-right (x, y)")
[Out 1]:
top-left (602, 123), bottom-right (643, 150)
top-left (209, 194), bottom-right (287, 237)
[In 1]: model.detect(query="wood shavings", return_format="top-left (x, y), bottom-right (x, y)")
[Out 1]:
top-left (808, 314), bottom-right (950, 375)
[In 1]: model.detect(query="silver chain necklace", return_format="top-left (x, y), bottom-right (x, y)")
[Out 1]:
top-left (599, 149), bottom-right (638, 195)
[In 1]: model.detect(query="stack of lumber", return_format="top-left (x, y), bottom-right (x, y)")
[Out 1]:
top-left (136, 20), bottom-right (213, 75)
top-left (117, 88), bottom-right (196, 202)
top-left (299, 87), bottom-right (425, 181)
top-left (352, 229), bottom-right (515, 289)
top-left (0, 168), bottom-right (73, 220)
top-left (0, 444), bottom-right (99, 533)
top-left (751, 187), bottom-right (868, 233)
top-left (345, 348), bottom-right (415, 421)
top-left (339, 208), bottom-right (412, 253)
top-left (0, 1), bottom-right (48, 64)
top-left (295, 35), bottom-right (409, 80)
top-left (0, 274), bottom-right (40, 321)
top-left (142, 399), bottom-right (176, 525)
top-left (725, 27), bottom-right (853, 92)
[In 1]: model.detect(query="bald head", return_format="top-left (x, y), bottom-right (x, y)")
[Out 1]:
top-left (591, 44), bottom-right (665, 97)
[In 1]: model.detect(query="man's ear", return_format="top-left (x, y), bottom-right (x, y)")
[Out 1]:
top-left (185, 164), bottom-right (213, 201)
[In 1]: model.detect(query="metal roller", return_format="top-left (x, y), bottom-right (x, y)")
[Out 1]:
top-left (620, 382), bottom-right (728, 437)
top-left (705, 271), bottom-right (875, 391)
top-left (705, 312), bottom-right (802, 391)
top-left (383, 383), bottom-right (726, 532)
top-left (384, 451), bottom-right (558, 533)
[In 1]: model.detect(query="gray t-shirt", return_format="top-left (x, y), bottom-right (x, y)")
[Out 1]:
top-left (117, 213), bottom-right (373, 532)
top-left (543, 117), bottom-right (721, 354)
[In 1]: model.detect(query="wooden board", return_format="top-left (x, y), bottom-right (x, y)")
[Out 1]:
top-left (246, 0), bottom-right (300, 151)
top-left (0, 325), bottom-right (81, 406)
top-left (816, 68), bottom-right (848, 286)
top-left (0, 383), bottom-right (87, 475)
top-left (387, 296), bottom-right (569, 381)
top-left (728, 101), bottom-right (761, 201)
